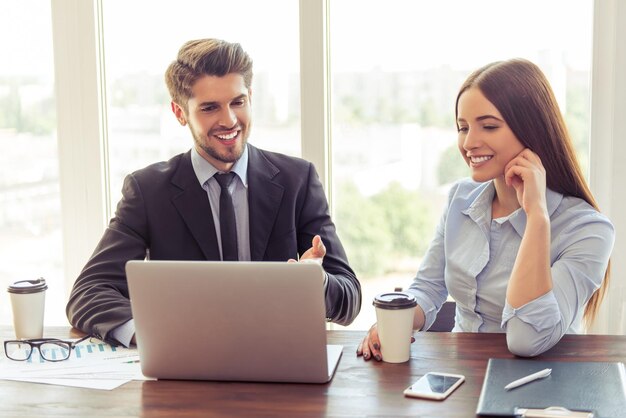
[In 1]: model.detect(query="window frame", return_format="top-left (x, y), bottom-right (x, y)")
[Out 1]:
top-left (51, 0), bottom-right (109, 297)
top-left (587, 0), bottom-right (626, 334)
top-left (50, 0), bottom-right (626, 333)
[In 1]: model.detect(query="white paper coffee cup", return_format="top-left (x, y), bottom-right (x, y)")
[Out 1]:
top-left (374, 292), bottom-right (417, 363)
top-left (7, 278), bottom-right (47, 340)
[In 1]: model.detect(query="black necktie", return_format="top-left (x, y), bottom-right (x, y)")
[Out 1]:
top-left (214, 172), bottom-right (238, 261)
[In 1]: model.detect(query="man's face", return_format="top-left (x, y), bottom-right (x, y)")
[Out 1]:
top-left (172, 73), bottom-right (252, 172)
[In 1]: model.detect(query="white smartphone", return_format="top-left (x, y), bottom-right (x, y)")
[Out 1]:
top-left (403, 372), bottom-right (465, 400)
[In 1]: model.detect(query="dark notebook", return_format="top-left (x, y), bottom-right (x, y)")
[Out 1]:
top-left (476, 358), bottom-right (626, 417)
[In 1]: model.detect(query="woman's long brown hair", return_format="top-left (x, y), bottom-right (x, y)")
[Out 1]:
top-left (455, 58), bottom-right (610, 328)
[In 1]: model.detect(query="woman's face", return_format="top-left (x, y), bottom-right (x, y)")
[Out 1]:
top-left (456, 87), bottom-right (525, 183)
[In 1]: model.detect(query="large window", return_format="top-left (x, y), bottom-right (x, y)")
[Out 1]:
top-left (6, 1), bottom-right (625, 335)
top-left (0, 2), bottom-right (63, 325)
top-left (102, 0), bottom-right (301, 216)
top-left (330, 0), bottom-right (594, 329)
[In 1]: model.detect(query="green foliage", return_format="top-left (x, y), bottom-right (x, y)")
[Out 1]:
top-left (371, 182), bottom-right (433, 256)
top-left (336, 96), bottom-right (365, 124)
top-left (335, 93), bottom-right (453, 128)
top-left (0, 81), bottom-right (56, 135)
top-left (418, 98), bottom-right (453, 128)
top-left (335, 181), bottom-right (394, 277)
top-left (110, 73), bottom-right (168, 108)
top-left (19, 95), bottom-right (56, 135)
top-left (564, 84), bottom-right (590, 177)
top-left (437, 144), bottom-right (469, 185)
top-left (335, 181), bottom-right (436, 279)
top-left (0, 85), bottom-right (21, 129)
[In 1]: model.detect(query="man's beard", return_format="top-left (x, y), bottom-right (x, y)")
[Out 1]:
top-left (191, 125), bottom-right (250, 164)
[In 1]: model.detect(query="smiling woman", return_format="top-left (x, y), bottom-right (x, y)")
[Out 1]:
top-left (456, 88), bottom-right (525, 184)
top-left (330, 0), bottom-right (595, 332)
top-left (358, 58), bottom-right (614, 360)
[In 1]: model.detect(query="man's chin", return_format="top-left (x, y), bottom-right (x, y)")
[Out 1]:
top-left (206, 145), bottom-right (244, 164)
top-left (195, 132), bottom-right (248, 165)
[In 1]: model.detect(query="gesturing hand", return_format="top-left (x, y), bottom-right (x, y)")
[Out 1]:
top-left (288, 235), bottom-right (326, 265)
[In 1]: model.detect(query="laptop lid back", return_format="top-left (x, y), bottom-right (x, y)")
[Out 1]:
top-left (126, 260), bottom-right (337, 383)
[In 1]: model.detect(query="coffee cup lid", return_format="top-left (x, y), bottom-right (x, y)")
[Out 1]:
top-left (7, 277), bottom-right (48, 294)
top-left (373, 292), bottom-right (417, 310)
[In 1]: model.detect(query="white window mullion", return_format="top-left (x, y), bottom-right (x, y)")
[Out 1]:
top-left (299, 0), bottom-right (332, 203)
top-left (51, 0), bottom-right (108, 296)
top-left (300, 0), bottom-right (335, 330)
top-left (588, 0), bottom-right (626, 334)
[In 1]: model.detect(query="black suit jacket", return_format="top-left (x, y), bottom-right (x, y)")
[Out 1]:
top-left (66, 144), bottom-right (361, 343)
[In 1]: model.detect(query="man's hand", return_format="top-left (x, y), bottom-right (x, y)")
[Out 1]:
top-left (288, 235), bottom-right (326, 265)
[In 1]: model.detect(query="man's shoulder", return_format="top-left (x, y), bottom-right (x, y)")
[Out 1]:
top-left (249, 144), bottom-right (312, 172)
top-left (130, 151), bottom-right (189, 181)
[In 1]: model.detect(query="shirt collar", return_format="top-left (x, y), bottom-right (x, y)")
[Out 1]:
top-left (191, 144), bottom-right (249, 188)
top-left (461, 180), bottom-right (564, 237)
top-left (461, 181), bottom-right (495, 226)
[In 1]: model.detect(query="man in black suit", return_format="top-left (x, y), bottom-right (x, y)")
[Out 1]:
top-left (66, 39), bottom-right (361, 346)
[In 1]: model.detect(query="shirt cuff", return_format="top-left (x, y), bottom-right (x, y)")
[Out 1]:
top-left (110, 319), bottom-right (136, 348)
top-left (501, 291), bottom-right (561, 332)
top-left (405, 289), bottom-right (437, 331)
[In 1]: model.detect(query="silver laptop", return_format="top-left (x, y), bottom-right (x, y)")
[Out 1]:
top-left (125, 260), bottom-right (343, 383)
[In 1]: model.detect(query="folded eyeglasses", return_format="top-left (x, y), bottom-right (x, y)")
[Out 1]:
top-left (4, 335), bottom-right (91, 362)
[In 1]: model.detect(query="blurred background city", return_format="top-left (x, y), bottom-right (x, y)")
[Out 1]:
top-left (0, 0), bottom-right (592, 328)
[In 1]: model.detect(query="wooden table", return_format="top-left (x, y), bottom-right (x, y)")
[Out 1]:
top-left (1, 327), bottom-right (625, 417)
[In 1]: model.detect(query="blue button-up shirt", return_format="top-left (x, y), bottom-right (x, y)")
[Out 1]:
top-left (408, 179), bottom-right (614, 356)
top-left (191, 145), bottom-right (251, 261)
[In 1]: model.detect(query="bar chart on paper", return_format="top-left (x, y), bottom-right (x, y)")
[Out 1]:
top-left (0, 339), bottom-right (145, 390)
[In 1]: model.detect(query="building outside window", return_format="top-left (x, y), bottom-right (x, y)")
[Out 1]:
top-left (0, 1), bottom-right (63, 325)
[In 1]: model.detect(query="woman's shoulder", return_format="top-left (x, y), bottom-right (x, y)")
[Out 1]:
top-left (447, 178), bottom-right (490, 202)
top-left (552, 194), bottom-right (614, 238)
top-left (557, 194), bottom-right (612, 224)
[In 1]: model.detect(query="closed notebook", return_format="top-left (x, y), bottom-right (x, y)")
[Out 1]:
top-left (476, 358), bottom-right (626, 417)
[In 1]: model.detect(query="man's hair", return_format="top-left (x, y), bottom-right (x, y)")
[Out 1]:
top-left (164, 39), bottom-right (253, 112)
top-left (455, 58), bottom-right (610, 328)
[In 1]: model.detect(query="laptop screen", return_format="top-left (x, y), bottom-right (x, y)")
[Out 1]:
top-left (126, 260), bottom-right (342, 383)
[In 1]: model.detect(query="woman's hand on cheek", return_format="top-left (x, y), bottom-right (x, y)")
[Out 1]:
top-left (504, 148), bottom-right (548, 216)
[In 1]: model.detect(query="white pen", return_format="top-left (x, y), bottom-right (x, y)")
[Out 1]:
top-left (504, 368), bottom-right (552, 390)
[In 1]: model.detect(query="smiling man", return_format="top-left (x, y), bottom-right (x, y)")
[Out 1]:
top-left (66, 39), bottom-right (361, 346)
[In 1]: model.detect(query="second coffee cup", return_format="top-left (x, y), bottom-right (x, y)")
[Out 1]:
top-left (373, 292), bottom-right (417, 363)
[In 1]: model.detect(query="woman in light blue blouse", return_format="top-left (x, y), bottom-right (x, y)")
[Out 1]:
top-left (358, 58), bottom-right (614, 358)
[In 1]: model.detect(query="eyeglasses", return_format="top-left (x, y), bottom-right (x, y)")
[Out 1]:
top-left (4, 335), bottom-right (91, 362)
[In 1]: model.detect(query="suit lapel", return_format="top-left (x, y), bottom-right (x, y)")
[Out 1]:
top-left (170, 151), bottom-right (221, 260)
top-left (247, 145), bottom-right (284, 261)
